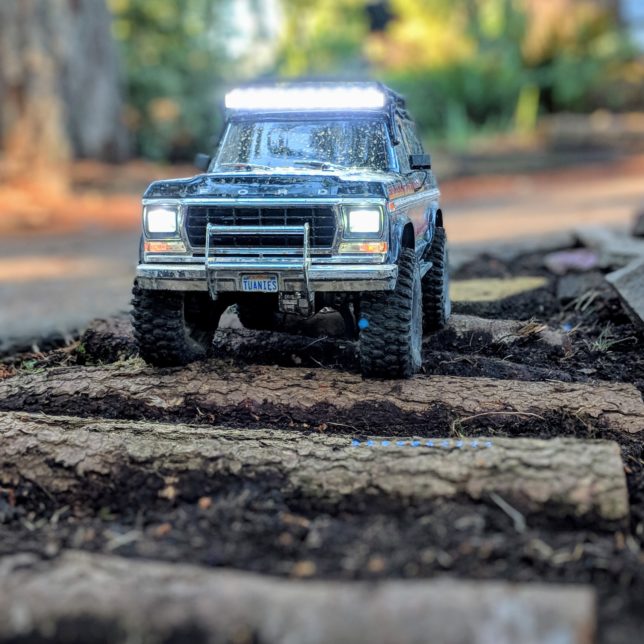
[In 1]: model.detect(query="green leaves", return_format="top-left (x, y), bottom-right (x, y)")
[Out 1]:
top-left (107, 0), bottom-right (637, 158)
top-left (110, 0), bottom-right (226, 160)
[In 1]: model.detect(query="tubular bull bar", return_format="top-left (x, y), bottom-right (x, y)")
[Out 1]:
top-left (205, 223), bottom-right (312, 298)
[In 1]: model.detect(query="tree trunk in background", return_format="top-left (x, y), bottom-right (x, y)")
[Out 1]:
top-left (0, 0), bottom-right (127, 183)
top-left (60, 0), bottom-right (128, 162)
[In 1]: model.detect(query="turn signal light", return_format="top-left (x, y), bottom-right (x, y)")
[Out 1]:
top-left (144, 240), bottom-right (187, 253)
top-left (339, 241), bottom-right (388, 254)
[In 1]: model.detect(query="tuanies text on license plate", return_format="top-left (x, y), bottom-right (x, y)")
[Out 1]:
top-left (241, 274), bottom-right (279, 293)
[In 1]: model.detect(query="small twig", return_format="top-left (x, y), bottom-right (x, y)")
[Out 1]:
top-left (303, 336), bottom-right (328, 349)
top-left (326, 421), bottom-right (359, 432)
top-left (455, 411), bottom-right (545, 426)
top-left (516, 322), bottom-right (548, 338)
top-left (489, 492), bottom-right (527, 533)
top-left (439, 355), bottom-right (476, 366)
top-left (50, 505), bottom-right (70, 526)
top-left (105, 530), bottom-right (142, 552)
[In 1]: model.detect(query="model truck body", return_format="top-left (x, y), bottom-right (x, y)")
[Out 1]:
top-left (133, 82), bottom-right (450, 378)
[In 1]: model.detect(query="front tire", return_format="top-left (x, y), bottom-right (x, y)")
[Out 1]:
top-left (422, 227), bottom-right (451, 332)
top-left (358, 248), bottom-right (423, 379)
top-left (132, 284), bottom-right (224, 367)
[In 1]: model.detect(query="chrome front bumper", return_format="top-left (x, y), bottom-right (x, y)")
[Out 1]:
top-left (138, 223), bottom-right (396, 294)
top-left (136, 261), bottom-right (398, 293)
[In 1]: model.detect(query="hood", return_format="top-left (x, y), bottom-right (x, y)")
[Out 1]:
top-left (143, 171), bottom-right (390, 200)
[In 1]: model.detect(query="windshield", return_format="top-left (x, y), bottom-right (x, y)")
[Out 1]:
top-left (213, 118), bottom-right (391, 172)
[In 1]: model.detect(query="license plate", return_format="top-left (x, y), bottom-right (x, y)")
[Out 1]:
top-left (241, 274), bottom-right (278, 293)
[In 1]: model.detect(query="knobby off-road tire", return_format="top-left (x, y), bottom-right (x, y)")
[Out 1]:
top-left (131, 284), bottom-right (224, 367)
top-left (359, 248), bottom-right (423, 379)
top-left (422, 226), bottom-right (451, 332)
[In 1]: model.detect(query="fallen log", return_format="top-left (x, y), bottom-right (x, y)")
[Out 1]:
top-left (0, 412), bottom-right (629, 523)
top-left (80, 316), bottom-right (136, 363)
top-left (0, 361), bottom-right (642, 433)
top-left (445, 314), bottom-right (567, 347)
top-left (0, 551), bottom-right (596, 644)
top-left (426, 314), bottom-right (570, 358)
top-left (606, 258), bottom-right (644, 328)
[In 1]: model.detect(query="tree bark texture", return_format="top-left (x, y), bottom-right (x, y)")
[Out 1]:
top-left (0, 412), bottom-right (629, 523)
top-left (0, 0), bottom-right (127, 176)
top-left (0, 362), bottom-right (642, 433)
top-left (440, 314), bottom-right (568, 349)
top-left (0, 551), bottom-right (595, 644)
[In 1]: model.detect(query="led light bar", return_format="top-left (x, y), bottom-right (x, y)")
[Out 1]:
top-left (225, 86), bottom-right (387, 111)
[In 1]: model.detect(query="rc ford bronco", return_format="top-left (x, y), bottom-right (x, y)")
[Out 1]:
top-left (132, 82), bottom-right (450, 378)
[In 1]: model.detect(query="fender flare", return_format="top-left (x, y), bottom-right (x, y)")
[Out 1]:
top-left (390, 217), bottom-right (415, 262)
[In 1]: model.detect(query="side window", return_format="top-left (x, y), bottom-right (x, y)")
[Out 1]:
top-left (394, 117), bottom-right (410, 173)
top-left (402, 121), bottom-right (424, 155)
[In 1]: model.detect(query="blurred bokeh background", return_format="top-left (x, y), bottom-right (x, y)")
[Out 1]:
top-left (1, 0), bottom-right (643, 346)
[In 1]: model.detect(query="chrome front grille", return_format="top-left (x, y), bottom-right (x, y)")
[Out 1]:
top-left (185, 205), bottom-right (336, 250)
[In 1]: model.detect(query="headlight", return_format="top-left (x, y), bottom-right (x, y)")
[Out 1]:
top-left (145, 207), bottom-right (178, 234)
top-left (345, 207), bottom-right (382, 235)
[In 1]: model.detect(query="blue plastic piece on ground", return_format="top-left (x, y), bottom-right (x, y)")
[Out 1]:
top-left (358, 318), bottom-right (369, 330)
top-left (348, 437), bottom-right (489, 450)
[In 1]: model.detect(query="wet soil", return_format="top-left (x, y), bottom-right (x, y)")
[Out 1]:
top-left (450, 255), bottom-right (644, 394)
top-left (1, 251), bottom-right (643, 644)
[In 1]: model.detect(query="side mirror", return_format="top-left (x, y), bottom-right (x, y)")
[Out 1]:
top-left (194, 153), bottom-right (211, 172)
top-left (409, 154), bottom-right (432, 170)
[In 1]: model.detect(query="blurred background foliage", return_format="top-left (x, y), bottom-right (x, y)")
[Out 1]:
top-left (107, 0), bottom-right (227, 160)
top-left (106, 0), bottom-right (643, 159)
